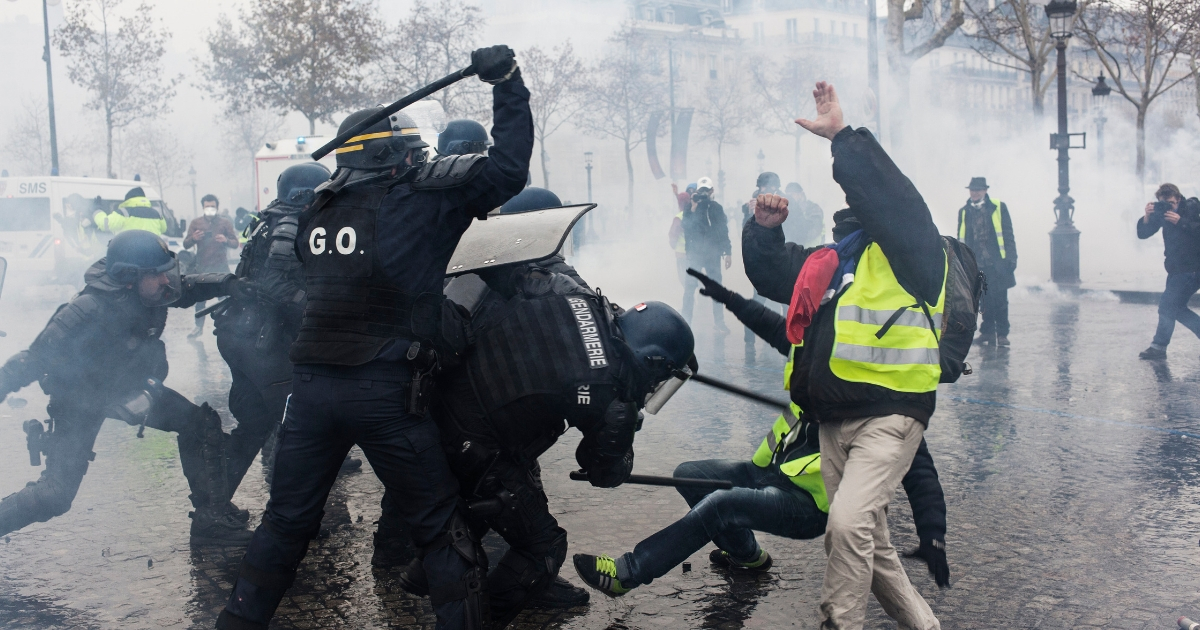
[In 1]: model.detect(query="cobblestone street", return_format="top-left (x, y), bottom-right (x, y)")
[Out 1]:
top-left (3, 288), bottom-right (1200, 629)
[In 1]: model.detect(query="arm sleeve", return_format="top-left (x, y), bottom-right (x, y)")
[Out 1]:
top-left (901, 437), bottom-right (947, 543)
top-left (742, 216), bottom-right (814, 304)
top-left (175, 273), bottom-right (233, 307)
top-left (0, 351), bottom-right (42, 396)
top-left (222, 219), bottom-right (240, 248)
top-left (575, 398), bottom-right (638, 487)
top-left (257, 236), bottom-right (307, 311)
top-left (725, 293), bottom-right (791, 355)
top-left (1137, 214), bottom-right (1162, 239)
top-left (94, 210), bottom-right (122, 234)
top-left (1000, 203), bottom-right (1017, 268)
top-left (712, 202), bottom-right (731, 256)
top-left (443, 75), bottom-right (535, 218)
top-left (831, 127), bottom-right (944, 305)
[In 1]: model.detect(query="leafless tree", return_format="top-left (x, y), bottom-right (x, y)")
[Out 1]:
top-left (749, 55), bottom-right (821, 181)
top-left (886, 0), bottom-right (965, 140)
top-left (54, 0), bottom-right (179, 178)
top-left (696, 70), bottom-right (753, 200)
top-left (3, 98), bottom-right (63, 176)
top-left (220, 108), bottom-right (286, 205)
top-left (378, 0), bottom-right (490, 123)
top-left (1077, 0), bottom-right (1200, 179)
top-left (523, 42), bottom-right (587, 189)
top-left (1191, 56), bottom-right (1200, 125)
top-left (121, 124), bottom-right (193, 199)
top-left (576, 26), bottom-right (667, 210)
top-left (200, 0), bottom-right (381, 136)
top-left (966, 0), bottom-right (1092, 115)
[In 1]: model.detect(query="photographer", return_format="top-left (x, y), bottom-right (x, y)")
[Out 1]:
top-left (1137, 183), bottom-right (1200, 360)
top-left (681, 176), bottom-right (731, 334)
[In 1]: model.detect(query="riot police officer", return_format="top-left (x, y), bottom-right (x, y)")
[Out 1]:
top-left (438, 119), bottom-right (492, 156)
top-left (211, 162), bottom-right (332, 518)
top-left (0, 230), bottom-right (251, 545)
top-left (217, 44), bottom-right (532, 630)
top-left (396, 265), bottom-right (694, 628)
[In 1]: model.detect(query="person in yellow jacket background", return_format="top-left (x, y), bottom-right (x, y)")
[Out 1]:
top-left (957, 177), bottom-right (1017, 347)
top-left (91, 187), bottom-right (168, 236)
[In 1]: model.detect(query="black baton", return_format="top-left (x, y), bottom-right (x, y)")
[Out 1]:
top-left (690, 372), bottom-right (791, 410)
top-left (311, 66), bottom-right (477, 161)
top-left (570, 470), bottom-right (733, 490)
top-left (194, 297), bottom-right (231, 319)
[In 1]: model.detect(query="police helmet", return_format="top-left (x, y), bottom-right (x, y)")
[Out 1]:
top-left (334, 108), bottom-right (429, 172)
top-left (438, 119), bottom-right (490, 156)
top-left (616, 301), bottom-right (695, 384)
top-left (756, 172), bottom-right (780, 191)
top-left (276, 162), bottom-right (331, 206)
top-left (105, 229), bottom-right (182, 306)
top-left (498, 187), bottom-right (561, 214)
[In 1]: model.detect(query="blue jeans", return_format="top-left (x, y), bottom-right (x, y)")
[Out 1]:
top-left (1152, 271), bottom-right (1200, 347)
top-left (618, 459), bottom-right (827, 587)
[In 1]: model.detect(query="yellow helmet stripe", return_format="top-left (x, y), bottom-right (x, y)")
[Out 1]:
top-left (334, 144), bottom-right (365, 154)
top-left (345, 130), bottom-right (394, 144)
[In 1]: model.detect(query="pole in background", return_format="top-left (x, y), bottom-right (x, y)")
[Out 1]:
top-left (1046, 0), bottom-right (1081, 286)
top-left (667, 38), bottom-right (676, 181)
top-left (42, 0), bottom-right (60, 176)
top-left (584, 151), bottom-right (595, 238)
top-left (867, 0), bottom-right (882, 139)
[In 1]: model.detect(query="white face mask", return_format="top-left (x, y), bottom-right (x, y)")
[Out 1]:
top-left (203, 206), bottom-right (217, 217)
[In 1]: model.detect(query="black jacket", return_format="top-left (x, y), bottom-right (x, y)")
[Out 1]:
top-left (956, 195), bottom-right (1017, 288)
top-left (682, 197), bottom-right (731, 259)
top-left (726, 291), bottom-right (947, 542)
top-left (743, 126), bottom-right (945, 426)
top-left (1137, 197), bottom-right (1200, 274)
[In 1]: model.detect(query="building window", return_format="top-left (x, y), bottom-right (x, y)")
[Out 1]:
top-left (722, 0), bottom-right (732, 12)
top-left (643, 6), bottom-right (655, 20)
top-left (753, 22), bottom-right (765, 42)
top-left (786, 18), bottom-right (798, 42)
top-left (709, 55), bottom-right (718, 80)
top-left (663, 8), bottom-right (674, 23)
top-left (842, 22), bottom-right (848, 35)
top-left (701, 11), bottom-right (714, 26)
top-left (854, 23), bottom-right (858, 38)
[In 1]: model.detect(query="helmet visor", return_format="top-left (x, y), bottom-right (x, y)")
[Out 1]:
top-left (643, 364), bottom-right (693, 415)
top-left (137, 259), bottom-right (182, 307)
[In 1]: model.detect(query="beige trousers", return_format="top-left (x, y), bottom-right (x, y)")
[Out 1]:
top-left (818, 414), bottom-right (940, 630)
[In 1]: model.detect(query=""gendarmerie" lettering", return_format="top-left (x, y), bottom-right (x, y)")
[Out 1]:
top-left (567, 297), bottom-right (608, 369)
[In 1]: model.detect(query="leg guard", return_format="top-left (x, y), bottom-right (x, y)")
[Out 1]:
top-left (173, 401), bottom-right (231, 510)
top-left (488, 530), bottom-right (568, 628)
top-left (420, 506), bottom-right (489, 630)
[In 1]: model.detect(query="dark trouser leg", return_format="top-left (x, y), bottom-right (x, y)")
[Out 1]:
top-left (223, 368), bottom-right (284, 496)
top-left (140, 387), bottom-right (230, 510)
top-left (1155, 271), bottom-right (1200, 347)
top-left (0, 404), bottom-right (104, 537)
top-left (220, 374), bottom-right (353, 628)
top-left (979, 281), bottom-right (1008, 338)
top-left (698, 257), bottom-right (726, 329)
top-left (482, 461), bottom-right (568, 628)
top-left (617, 459), bottom-right (827, 587)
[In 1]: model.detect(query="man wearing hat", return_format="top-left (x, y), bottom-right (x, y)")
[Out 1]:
top-left (957, 177), bottom-right (1017, 347)
top-left (91, 187), bottom-right (168, 237)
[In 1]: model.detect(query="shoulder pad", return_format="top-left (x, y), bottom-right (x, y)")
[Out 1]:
top-left (35, 294), bottom-right (106, 347)
top-left (271, 214), bottom-right (299, 240)
top-left (410, 154), bottom-right (487, 190)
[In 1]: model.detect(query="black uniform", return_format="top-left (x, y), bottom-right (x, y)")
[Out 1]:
top-left (212, 199), bottom-right (308, 498)
top-left (0, 261), bottom-right (232, 536)
top-left (219, 72), bottom-right (533, 630)
top-left (432, 268), bottom-right (639, 627)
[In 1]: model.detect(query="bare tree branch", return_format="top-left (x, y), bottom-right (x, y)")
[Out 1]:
top-left (523, 42), bottom-right (588, 189)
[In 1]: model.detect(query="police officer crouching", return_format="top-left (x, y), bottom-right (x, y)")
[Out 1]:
top-left (211, 162), bottom-right (332, 518)
top-left (217, 44), bottom-right (532, 630)
top-left (0, 230), bottom-right (252, 545)
top-left (396, 260), bottom-right (694, 628)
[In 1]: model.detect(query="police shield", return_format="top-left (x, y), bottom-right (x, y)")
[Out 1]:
top-left (445, 204), bottom-right (595, 276)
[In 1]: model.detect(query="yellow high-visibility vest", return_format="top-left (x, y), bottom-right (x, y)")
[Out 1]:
top-left (829, 243), bottom-right (947, 393)
top-left (958, 198), bottom-right (1006, 259)
top-left (749, 401), bottom-right (829, 513)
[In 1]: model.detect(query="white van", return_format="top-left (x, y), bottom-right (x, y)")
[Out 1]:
top-left (0, 176), bottom-right (184, 286)
top-left (253, 102), bottom-right (448, 211)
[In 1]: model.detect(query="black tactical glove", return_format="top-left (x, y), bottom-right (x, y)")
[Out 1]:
top-left (223, 276), bottom-right (258, 302)
top-left (586, 449), bottom-right (633, 488)
top-left (686, 268), bottom-right (737, 304)
top-left (905, 539), bottom-right (949, 588)
top-left (471, 45), bottom-right (518, 84)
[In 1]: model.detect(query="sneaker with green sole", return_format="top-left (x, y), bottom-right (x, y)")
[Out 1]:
top-left (573, 554), bottom-right (631, 596)
top-left (709, 548), bottom-right (773, 572)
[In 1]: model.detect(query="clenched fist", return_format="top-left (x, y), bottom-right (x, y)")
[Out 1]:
top-left (754, 193), bottom-right (789, 229)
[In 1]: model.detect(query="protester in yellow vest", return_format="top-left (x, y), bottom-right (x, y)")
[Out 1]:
top-left (957, 177), bottom-right (1017, 347)
top-left (92, 187), bottom-right (168, 236)
top-left (743, 82), bottom-right (947, 630)
top-left (572, 268), bottom-right (947, 599)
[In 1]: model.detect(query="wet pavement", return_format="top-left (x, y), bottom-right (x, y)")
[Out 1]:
top-left (3, 286), bottom-right (1200, 629)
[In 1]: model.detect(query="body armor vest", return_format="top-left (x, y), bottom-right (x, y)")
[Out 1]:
top-left (290, 181), bottom-right (423, 366)
top-left (467, 292), bottom-right (616, 415)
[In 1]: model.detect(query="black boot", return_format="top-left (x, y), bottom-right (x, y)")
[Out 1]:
top-left (396, 556), bottom-right (429, 596)
top-left (372, 525), bottom-right (416, 568)
top-left (179, 403), bottom-right (253, 545)
top-left (190, 507), bottom-right (255, 546)
top-left (527, 575), bottom-right (590, 609)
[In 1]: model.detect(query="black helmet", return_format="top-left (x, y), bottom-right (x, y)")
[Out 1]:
top-left (756, 172), bottom-right (780, 190)
top-left (105, 229), bottom-right (182, 306)
top-left (498, 187), bottom-right (561, 214)
top-left (438, 119), bottom-right (490, 156)
top-left (616, 301), bottom-right (694, 384)
top-left (334, 107), bottom-right (429, 172)
top-left (276, 162), bottom-right (331, 206)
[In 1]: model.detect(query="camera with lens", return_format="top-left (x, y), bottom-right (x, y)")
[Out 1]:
top-left (691, 190), bottom-right (711, 202)
top-left (1153, 200), bottom-right (1174, 216)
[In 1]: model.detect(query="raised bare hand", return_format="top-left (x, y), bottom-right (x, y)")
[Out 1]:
top-left (754, 193), bottom-right (789, 229)
top-left (795, 82), bottom-right (845, 141)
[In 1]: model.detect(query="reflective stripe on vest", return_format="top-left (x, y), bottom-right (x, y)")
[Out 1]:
top-left (673, 211), bottom-right (686, 254)
top-left (829, 242), bottom-right (947, 393)
top-left (958, 198), bottom-right (1006, 259)
top-left (749, 402), bottom-right (829, 513)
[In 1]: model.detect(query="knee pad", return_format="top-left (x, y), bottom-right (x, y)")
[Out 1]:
top-left (494, 529), bottom-right (567, 592)
top-left (421, 506), bottom-right (489, 629)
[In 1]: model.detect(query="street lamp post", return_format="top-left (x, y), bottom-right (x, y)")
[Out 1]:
top-left (583, 152), bottom-right (595, 238)
top-left (1091, 74), bottom-right (1111, 166)
top-left (41, 0), bottom-right (60, 176)
top-left (1046, 0), bottom-right (1083, 286)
